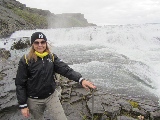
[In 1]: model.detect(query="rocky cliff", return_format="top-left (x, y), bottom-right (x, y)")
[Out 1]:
top-left (0, 0), bottom-right (96, 38)
top-left (48, 13), bottom-right (96, 28)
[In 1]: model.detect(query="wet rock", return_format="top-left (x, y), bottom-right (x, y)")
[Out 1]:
top-left (101, 115), bottom-right (109, 120)
top-left (117, 116), bottom-right (137, 120)
top-left (150, 110), bottom-right (160, 120)
top-left (102, 103), bottom-right (121, 119)
top-left (61, 87), bottom-right (72, 100)
top-left (10, 37), bottom-right (30, 50)
top-left (139, 103), bottom-right (158, 112)
top-left (132, 108), bottom-right (148, 118)
top-left (70, 96), bottom-right (82, 104)
top-left (73, 88), bottom-right (89, 96)
top-left (102, 94), bottom-right (118, 105)
top-left (62, 103), bottom-right (75, 116)
top-left (115, 99), bottom-right (132, 112)
top-left (63, 100), bottom-right (89, 120)
top-left (87, 95), bottom-right (104, 114)
top-left (70, 91), bottom-right (77, 96)
top-left (0, 48), bottom-right (11, 59)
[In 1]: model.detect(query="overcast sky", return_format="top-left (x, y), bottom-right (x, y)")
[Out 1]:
top-left (17, 0), bottom-right (160, 26)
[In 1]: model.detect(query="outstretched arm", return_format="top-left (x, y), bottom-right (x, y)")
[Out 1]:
top-left (53, 54), bottom-right (97, 89)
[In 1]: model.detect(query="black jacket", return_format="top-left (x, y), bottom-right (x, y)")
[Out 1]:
top-left (15, 53), bottom-right (82, 108)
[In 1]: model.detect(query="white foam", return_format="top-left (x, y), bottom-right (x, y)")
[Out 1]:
top-left (2, 24), bottom-right (160, 99)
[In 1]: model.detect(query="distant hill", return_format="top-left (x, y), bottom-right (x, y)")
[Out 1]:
top-left (0, 0), bottom-right (96, 38)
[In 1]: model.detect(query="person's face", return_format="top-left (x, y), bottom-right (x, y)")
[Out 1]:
top-left (33, 39), bottom-right (47, 53)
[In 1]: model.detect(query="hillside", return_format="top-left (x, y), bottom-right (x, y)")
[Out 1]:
top-left (0, 0), bottom-right (96, 38)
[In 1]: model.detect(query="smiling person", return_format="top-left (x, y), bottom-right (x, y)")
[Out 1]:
top-left (15, 32), bottom-right (96, 120)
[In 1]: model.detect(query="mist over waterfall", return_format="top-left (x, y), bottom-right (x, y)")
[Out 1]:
top-left (2, 24), bottom-right (160, 101)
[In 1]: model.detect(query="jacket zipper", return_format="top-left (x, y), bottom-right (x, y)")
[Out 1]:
top-left (42, 58), bottom-right (44, 67)
top-left (42, 58), bottom-right (45, 88)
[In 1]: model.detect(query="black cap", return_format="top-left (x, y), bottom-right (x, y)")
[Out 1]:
top-left (31, 32), bottom-right (47, 44)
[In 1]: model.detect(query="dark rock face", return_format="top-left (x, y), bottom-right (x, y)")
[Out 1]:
top-left (0, 6), bottom-right (26, 38)
top-left (0, 0), bottom-right (96, 38)
top-left (0, 0), bottom-right (36, 37)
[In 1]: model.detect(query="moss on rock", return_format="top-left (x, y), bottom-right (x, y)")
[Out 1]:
top-left (128, 100), bottom-right (139, 108)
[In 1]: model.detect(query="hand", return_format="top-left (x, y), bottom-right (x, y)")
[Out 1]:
top-left (82, 80), bottom-right (96, 90)
top-left (21, 107), bottom-right (30, 118)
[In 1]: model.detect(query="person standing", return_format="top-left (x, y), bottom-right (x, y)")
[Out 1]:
top-left (15, 32), bottom-right (96, 120)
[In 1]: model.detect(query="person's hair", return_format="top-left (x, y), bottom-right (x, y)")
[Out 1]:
top-left (27, 43), bottom-right (51, 61)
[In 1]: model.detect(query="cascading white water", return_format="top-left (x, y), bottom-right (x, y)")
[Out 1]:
top-left (1, 24), bottom-right (160, 101)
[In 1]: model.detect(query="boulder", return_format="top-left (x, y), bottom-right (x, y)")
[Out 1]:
top-left (117, 116), bottom-right (137, 120)
top-left (11, 37), bottom-right (30, 50)
top-left (0, 48), bottom-right (11, 59)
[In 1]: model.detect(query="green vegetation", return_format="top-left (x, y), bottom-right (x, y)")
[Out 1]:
top-left (80, 113), bottom-right (88, 120)
top-left (80, 114), bottom-right (101, 120)
top-left (128, 100), bottom-right (139, 108)
top-left (12, 8), bottom-right (47, 27)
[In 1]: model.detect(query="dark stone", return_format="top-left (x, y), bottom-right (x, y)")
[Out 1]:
top-left (0, 48), bottom-right (11, 59)
top-left (150, 110), bottom-right (160, 120)
top-left (70, 96), bottom-right (83, 104)
top-left (63, 100), bottom-right (89, 120)
top-left (102, 103), bottom-right (121, 119)
top-left (101, 94), bottom-right (118, 105)
top-left (62, 87), bottom-right (72, 95)
top-left (11, 37), bottom-right (30, 50)
top-left (73, 88), bottom-right (89, 96)
top-left (132, 108), bottom-right (148, 118)
top-left (115, 99), bottom-right (132, 112)
top-left (139, 103), bottom-right (158, 112)
top-left (117, 116), bottom-right (137, 120)
top-left (70, 91), bottom-right (77, 96)
top-left (87, 95), bottom-right (104, 114)
top-left (101, 115), bottom-right (109, 120)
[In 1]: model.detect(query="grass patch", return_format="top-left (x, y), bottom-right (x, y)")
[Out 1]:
top-left (12, 8), bottom-right (47, 27)
top-left (128, 100), bottom-right (139, 108)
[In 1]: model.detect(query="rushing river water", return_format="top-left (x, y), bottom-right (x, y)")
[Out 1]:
top-left (1, 24), bottom-right (160, 102)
